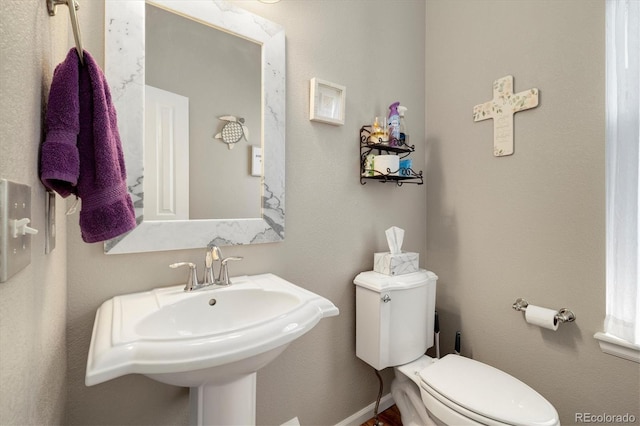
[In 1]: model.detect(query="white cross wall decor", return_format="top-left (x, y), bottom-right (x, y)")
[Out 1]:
top-left (473, 75), bottom-right (539, 157)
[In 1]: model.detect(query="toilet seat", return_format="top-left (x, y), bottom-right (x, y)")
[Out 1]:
top-left (419, 355), bottom-right (560, 426)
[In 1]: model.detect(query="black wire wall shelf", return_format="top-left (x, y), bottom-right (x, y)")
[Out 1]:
top-left (360, 125), bottom-right (424, 186)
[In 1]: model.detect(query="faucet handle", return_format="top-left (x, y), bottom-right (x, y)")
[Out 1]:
top-left (203, 251), bottom-right (216, 285)
top-left (203, 245), bottom-right (223, 285)
top-left (209, 244), bottom-right (222, 261)
top-left (169, 262), bottom-right (199, 292)
top-left (218, 256), bottom-right (243, 286)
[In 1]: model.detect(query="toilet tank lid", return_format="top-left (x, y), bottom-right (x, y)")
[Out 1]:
top-left (419, 355), bottom-right (559, 426)
top-left (353, 269), bottom-right (437, 292)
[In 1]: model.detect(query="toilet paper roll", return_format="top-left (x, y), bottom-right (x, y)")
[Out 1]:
top-left (362, 154), bottom-right (375, 177)
top-left (373, 155), bottom-right (399, 176)
top-left (525, 305), bottom-right (559, 331)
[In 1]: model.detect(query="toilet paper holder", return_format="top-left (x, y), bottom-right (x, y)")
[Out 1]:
top-left (512, 298), bottom-right (576, 324)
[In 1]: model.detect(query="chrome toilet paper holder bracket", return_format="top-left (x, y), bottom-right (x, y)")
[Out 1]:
top-left (512, 298), bottom-right (576, 324)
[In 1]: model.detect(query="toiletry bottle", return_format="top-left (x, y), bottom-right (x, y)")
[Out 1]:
top-left (398, 105), bottom-right (407, 145)
top-left (388, 102), bottom-right (400, 145)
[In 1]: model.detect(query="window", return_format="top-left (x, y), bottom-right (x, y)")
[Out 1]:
top-left (595, 0), bottom-right (640, 363)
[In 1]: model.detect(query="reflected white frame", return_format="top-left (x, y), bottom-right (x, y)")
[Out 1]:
top-left (104, 0), bottom-right (285, 254)
top-left (309, 77), bottom-right (346, 126)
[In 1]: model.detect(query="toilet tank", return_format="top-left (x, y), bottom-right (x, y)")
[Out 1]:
top-left (354, 269), bottom-right (437, 370)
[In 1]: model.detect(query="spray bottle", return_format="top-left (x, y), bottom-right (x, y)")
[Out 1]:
top-left (388, 102), bottom-right (400, 145)
top-left (398, 105), bottom-right (408, 145)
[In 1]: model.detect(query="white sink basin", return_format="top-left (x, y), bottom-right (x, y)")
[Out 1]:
top-left (86, 273), bottom-right (339, 388)
top-left (135, 288), bottom-right (301, 340)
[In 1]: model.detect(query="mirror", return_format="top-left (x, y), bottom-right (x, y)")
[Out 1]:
top-left (145, 3), bottom-right (263, 220)
top-left (104, 0), bottom-right (285, 254)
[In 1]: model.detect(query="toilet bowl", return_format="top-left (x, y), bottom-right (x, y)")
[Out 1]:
top-left (391, 355), bottom-right (435, 426)
top-left (393, 354), bottom-right (560, 426)
top-left (354, 270), bottom-right (560, 426)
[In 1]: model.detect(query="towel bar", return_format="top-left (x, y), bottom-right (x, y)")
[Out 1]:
top-left (47, 0), bottom-right (84, 65)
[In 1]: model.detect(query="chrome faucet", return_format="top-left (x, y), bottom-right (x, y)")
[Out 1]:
top-left (218, 256), bottom-right (243, 286)
top-left (169, 262), bottom-right (199, 292)
top-left (170, 245), bottom-right (243, 291)
top-left (208, 244), bottom-right (243, 285)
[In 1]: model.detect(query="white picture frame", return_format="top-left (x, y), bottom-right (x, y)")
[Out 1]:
top-left (309, 77), bottom-right (346, 125)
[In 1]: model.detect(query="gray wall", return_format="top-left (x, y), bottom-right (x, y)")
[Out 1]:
top-left (0, 1), bottom-right (68, 424)
top-left (425, 0), bottom-right (639, 424)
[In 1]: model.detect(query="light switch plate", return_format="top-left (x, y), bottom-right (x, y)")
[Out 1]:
top-left (251, 146), bottom-right (262, 177)
top-left (0, 179), bottom-right (34, 283)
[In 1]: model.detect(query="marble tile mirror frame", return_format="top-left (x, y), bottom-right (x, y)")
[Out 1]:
top-left (104, 0), bottom-right (285, 254)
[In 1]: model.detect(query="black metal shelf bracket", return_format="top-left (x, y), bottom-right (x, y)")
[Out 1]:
top-left (359, 125), bottom-right (423, 186)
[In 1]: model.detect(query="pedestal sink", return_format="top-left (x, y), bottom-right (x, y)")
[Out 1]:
top-left (85, 273), bottom-right (339, 425)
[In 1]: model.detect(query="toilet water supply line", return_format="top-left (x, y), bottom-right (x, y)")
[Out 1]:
top-left (372, 368), bottom-right (384, 426)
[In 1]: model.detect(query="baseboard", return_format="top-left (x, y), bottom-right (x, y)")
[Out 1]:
top-left (334, 393), bottom-right (395, 426)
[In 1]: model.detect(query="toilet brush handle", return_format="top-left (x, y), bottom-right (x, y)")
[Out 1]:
top-left (434, 311), bottom-right (440, 359)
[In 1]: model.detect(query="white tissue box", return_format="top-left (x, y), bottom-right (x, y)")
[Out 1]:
top-left (373, 252), bottom-right (419, 276)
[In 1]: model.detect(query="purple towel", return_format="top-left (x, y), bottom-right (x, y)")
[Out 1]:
top-left (41, 49), bottom-right (137, 243)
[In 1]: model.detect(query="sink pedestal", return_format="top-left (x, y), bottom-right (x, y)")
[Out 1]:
top-left (190, 373), bottom-right (256, 426)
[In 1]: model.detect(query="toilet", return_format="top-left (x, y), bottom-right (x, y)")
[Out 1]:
top-left (354, 269), bottom-right (560, 426)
